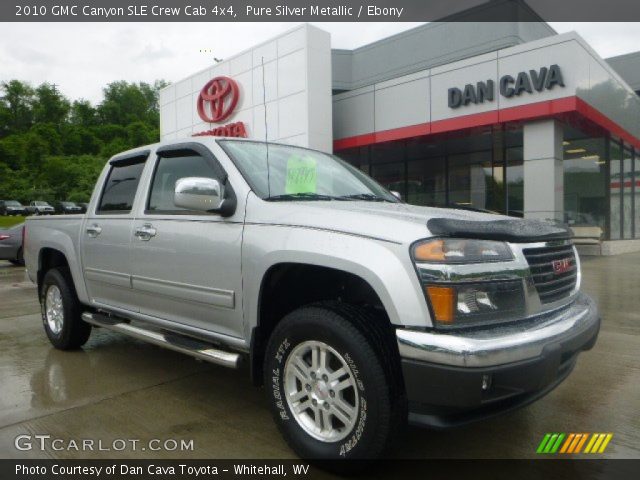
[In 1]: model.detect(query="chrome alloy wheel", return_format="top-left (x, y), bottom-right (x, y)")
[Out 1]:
top-left (284, 340), bottom-right (359, 442)
top-left (45, 285), bottom-right (64, 335)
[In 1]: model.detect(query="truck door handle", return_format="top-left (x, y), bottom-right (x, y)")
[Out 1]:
top-left (134, 224), bottom-right (157, 241)
top-left (86, 224), bottom-right (102, 237)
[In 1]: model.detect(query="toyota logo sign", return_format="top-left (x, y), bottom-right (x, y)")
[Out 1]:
top-left (197, 76), bottom-right (240, 123)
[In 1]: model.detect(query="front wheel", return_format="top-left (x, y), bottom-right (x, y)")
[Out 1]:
top-left (264, 303), bottom-right (404, 461)
top-left (41, 267), bottom-right (92, 349)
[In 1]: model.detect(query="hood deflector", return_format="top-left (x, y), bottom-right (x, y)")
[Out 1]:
top-left (426, 218), bottom-right (572, 243)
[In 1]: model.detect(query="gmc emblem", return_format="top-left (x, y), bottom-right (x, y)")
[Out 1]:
top-left (552, 258), bottom-right (572, 274)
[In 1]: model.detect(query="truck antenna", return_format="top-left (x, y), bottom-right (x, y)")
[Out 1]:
top-left (262, 56), bottom-right (271, 198)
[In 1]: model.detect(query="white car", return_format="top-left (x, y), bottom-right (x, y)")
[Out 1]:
top-left (26, 201), bottom-right (55, 215)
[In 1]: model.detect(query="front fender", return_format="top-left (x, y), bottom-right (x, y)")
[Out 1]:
top-left (241, 224), bottom-right (432, 340)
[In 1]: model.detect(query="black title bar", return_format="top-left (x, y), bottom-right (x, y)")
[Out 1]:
top-left (3, 0), bottom-right (640, 22)
top-left (2, 459), bottom-right (640, 480)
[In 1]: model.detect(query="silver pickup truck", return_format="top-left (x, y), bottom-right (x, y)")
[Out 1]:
top-left (24, 137), bottom-right (600, 460)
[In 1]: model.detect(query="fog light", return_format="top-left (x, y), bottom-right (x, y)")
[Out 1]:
top-left (426, 280), bottom-right (525, 327)
top-left (482, 374), bottom-right (492, 391)
top-left (457, 288), bottom-right (498, 314)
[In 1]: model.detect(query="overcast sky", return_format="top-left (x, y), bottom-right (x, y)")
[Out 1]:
top-left (0, 22), bottom-right (638, 104)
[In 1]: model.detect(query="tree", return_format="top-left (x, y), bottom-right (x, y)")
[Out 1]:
top-left (0, 77), bottom-right (166, 203)
top-left (98, 81), bottom-right (162, 126)
top-left (0, 80), bottom-right (34, 135)
top-left (32, 83), bottom-right (70, 126)
top-left (70, 99), bottom-right (97, 126)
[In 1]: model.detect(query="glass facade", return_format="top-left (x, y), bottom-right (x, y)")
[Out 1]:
top-left (623, 147), bottom-right (634, 239)
top-left (609, 141), bottom-right (622, 240)
top-left (337, 126), bottom-right (521, 214)
top-left (563, 133), bottom-right (607, 239)
top-left (337, 123), bottom-right (640, 242)
top-left (635, 150), bottom-right (640, 238)
top-left (506, 145), bottom-right (524, 216)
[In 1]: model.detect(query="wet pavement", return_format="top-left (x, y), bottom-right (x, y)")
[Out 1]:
top-left (0, 254), bottom-right (638, 460)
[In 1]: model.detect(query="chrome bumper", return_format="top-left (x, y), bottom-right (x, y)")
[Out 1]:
top-left (396, 292), bottom-right (599, 368)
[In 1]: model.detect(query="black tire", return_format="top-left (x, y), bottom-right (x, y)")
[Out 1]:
top-left (264, 302), bottom-right (405, 462)
top-left (40, 267), bottom-right (92, 350)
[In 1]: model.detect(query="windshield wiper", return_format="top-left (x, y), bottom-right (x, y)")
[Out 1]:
top-left (338, 193), bottom-right (394, 202)
top-left (267, 193), bottom-right (337, 201)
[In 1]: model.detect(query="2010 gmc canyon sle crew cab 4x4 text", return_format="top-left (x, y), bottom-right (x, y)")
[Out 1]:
top-left (24, 138), bottom-right (600, 460)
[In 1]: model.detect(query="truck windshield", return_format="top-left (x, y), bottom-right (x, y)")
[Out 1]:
top-left (219, 140), bottom-right (398, 202)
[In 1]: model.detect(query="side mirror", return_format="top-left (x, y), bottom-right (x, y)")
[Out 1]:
top-left (390, 190), bottom-right (402, 201)
top-left (174, 177), bottom-right (224, 212)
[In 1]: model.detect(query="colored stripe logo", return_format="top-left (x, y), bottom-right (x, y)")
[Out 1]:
top-left (537, 433), bottom-right (613, 454)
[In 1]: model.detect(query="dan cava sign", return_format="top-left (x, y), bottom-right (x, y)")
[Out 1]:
top-left (448, 64), bottom-right (565, 109)
top-left (194, 76), bottom-right (248, 138)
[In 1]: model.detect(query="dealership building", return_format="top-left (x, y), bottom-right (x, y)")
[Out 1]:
top-left (160, 20), bottom-right (640, 254)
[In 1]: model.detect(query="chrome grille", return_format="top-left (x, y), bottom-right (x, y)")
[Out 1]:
top-left (522, 243), bottom-right (577, 304)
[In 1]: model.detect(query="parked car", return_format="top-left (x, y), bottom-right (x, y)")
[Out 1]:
top-left (24, 138), bottom-right (600, 461)
top-left (0, 224), bottom-right (24, 265)
top-left (0, 200), bottom-right (27, 216)
top-left (55, 201), bottom-right (84, 215)
top-left (77, 202), bottom-right (89, 213)
top-left (26, 201), bottom-right (55, 215)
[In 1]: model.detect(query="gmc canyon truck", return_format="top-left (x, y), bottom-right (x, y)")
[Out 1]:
top-left (25, 138), bottom-right (600, 460)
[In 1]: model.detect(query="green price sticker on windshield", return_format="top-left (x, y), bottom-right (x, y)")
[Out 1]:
top-left (285, 155), bottom-right (317, 194)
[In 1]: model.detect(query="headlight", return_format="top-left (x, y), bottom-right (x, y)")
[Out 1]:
top-left (412, 238), bottom-right (513, 264)
top-left (411, 238), bottom-right (523, 327)
top-left (425, 281), bottom-right (525, 327)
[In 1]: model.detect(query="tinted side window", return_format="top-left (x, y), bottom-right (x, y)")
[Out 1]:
top-left (148, 155), bottom-right (220, 213)
top-left (97, 162), bottom-right (145, 213)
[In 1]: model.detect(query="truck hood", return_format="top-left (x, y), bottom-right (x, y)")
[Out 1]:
top-left (247, 195), bottom-right (519, 244)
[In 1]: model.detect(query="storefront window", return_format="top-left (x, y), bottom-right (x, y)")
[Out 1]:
top-left (337, 126), bottom-right (522, 213)
top-left (563, 135), bottom-right (607, 238)
top-left (635, 150), bottom-right (640, 238)
top-left (405, 137), bottom-right (447, 206)
top-left (623, 147), bottom-right (634, 239)
top-left (609, 141), bottom-right (622, 240)
top-left (337, 146), bottom-right (370, 175)
top-left (506, 146), bottom-right (524, 217)
top-left (370, 141), bottom-right (406, 197)
top-left (407, 157), bottom-right (447, 206)
top-left (448, 151), bottom-right (495, 211)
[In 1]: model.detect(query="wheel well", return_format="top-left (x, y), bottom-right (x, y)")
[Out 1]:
top-left (37, 248), bottom-right (69, 293)
top-left (250, 263), bottom-right (390, 386)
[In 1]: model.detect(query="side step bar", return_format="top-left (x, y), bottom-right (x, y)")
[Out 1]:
top-left (81, 312), bottom-right (241, 368)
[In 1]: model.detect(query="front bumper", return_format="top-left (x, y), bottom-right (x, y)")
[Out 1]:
top-left (396, 292), bottom-right (600, 428)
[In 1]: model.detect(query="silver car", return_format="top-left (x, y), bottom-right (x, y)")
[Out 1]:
top-left (0, 224), bottom-right (24, 265)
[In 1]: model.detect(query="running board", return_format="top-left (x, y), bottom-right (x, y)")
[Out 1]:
top-left (81, 312), bottom-right (241, 368)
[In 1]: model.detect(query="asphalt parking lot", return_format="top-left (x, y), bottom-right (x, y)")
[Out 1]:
top-left (0, 254), bottom-right (638, 461)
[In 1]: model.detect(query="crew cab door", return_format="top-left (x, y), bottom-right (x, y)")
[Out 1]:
top-left (129, 143), bottom-right (244, 339)
top-left (81, 151), bottom-right (149, 312)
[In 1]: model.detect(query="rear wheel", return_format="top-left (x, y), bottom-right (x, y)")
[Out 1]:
top-left (41, 267), bottom-right (92, 349)
top-left (264, 302), bottom-right (404, 462)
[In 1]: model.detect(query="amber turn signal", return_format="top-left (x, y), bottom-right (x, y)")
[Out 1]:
top-left (425, 286), bottom-right (456, 323)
